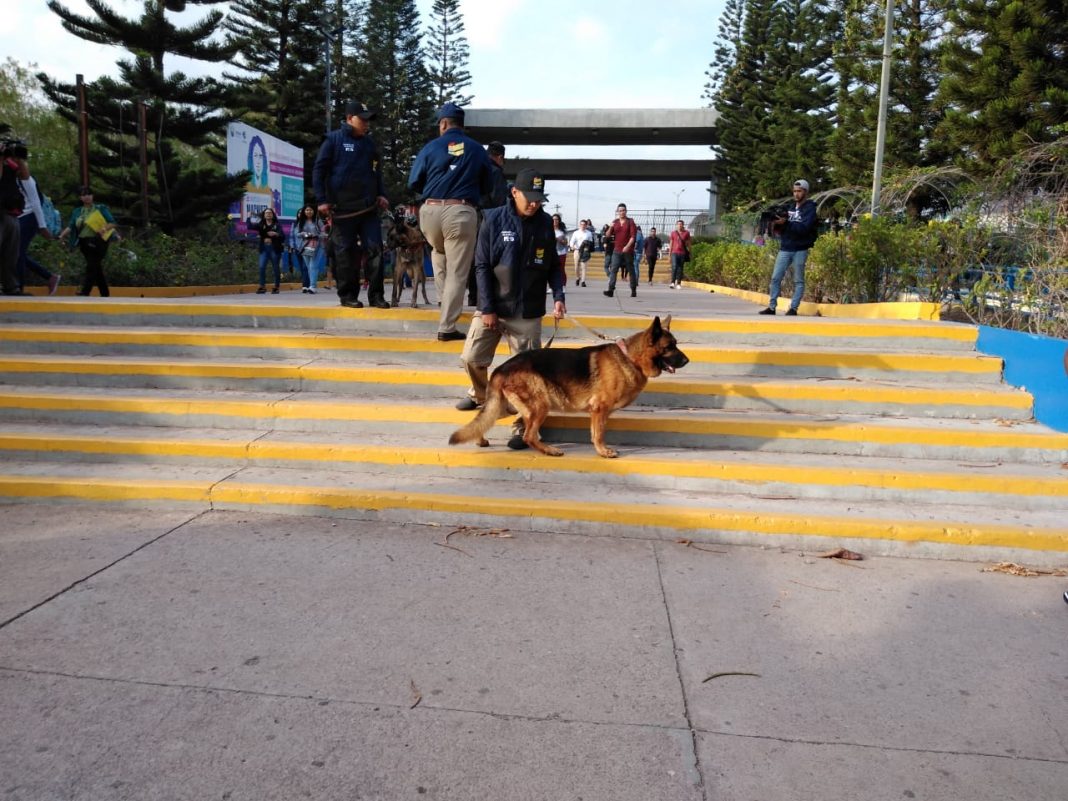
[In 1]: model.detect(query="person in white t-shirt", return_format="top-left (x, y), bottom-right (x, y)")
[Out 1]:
top-left (567, 218), bottom-right (594, 287)
top-left (16, 171), bottom-right (60, 294)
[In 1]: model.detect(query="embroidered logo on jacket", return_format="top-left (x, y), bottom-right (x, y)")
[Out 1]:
top-left (447, 141), bottom-right (465, 157)
top-left (501, 229), bottom-right (516, 243)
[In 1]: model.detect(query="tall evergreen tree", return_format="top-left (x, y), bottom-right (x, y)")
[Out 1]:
top-left (752, 0), bottom-right (838, 198)
top-left (38, 0), bottom-right (246, 230)
top-left (829, 0), bottom-right (944, 188)
top-left (425, 0), bottom-right (473, 108)
top-left (938, 0), bottom-right (1068, 172)
top-left (224, 0), bottom-right (328, 189)
top-left (706, 0), bottom-right (778, 208)
top-left (357, 0), bottom-right (434, 199)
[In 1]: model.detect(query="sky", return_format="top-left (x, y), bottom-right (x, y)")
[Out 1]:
top-left (9, 0), bottom-right (726, 227)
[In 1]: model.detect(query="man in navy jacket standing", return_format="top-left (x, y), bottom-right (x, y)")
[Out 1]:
top-left (313, 99), bottom-right (390, 309)
top-left (408, 102), bottom-right (493, 341)
top-left (761, 179), bottom-right (819, 316)
top-left (455, 168), bottom-right (566, 449)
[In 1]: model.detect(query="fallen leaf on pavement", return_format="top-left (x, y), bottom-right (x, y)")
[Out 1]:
top-left (702, 671), bottom-right (762, 683)
top-left (981, 562), bottom-right (1068, 577)
top-left (814, 548), bottom-right (864, 561)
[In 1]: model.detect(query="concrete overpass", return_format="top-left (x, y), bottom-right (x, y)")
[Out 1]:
top-left (464, 108), bottom-right (718, 183)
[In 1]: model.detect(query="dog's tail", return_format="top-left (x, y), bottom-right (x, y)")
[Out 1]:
top-left (448, 384), bottom-right (505, 445)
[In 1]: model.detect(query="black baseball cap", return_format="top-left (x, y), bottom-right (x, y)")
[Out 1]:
top-left (487, 140), bottom-right (505, 157)
top-left (514, 168), bottom-right (548, 202)
top-left (344, 100), bottom-right (376, 120)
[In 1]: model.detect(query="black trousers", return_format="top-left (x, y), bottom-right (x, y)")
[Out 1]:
top-left (331, 212), bottom-right (384, 304)
top-left (78, 237), bottom-right (110, 296)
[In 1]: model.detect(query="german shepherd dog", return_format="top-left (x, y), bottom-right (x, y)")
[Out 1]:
top-left (388, 211), bottom-right (430, 308)
top-left (449, 316), bottom-right (688, 458)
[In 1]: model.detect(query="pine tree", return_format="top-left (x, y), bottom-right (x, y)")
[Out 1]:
top-left (829, 0), bottom-right (944, 188)
top-left (38, 0), bottom-right (246, 230)
top-left (752, 0), bottom-right (838, 199)
top-left (706, 0), bottom-right (778, 209)
top-left (425, 0), bottom-right (473, 108)
top-left (938, 0), bottom-right (1068, 172)
top-left (357, 0), bottom-right (435, 199)
top-left (224, 0), bottom-right (328, 191)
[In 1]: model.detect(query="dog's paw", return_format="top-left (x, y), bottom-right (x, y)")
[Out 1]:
top-left (477, 437), bottom-right (489, 448)
top-left (543, 445), bottom-right (564, 457)
top-left (597, 447), bottom-right (619, 459)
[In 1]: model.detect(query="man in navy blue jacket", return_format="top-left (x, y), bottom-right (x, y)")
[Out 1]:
top-left (313, 99), bottom-right (390, 309)
top-left (761, 179), bottom-right (819, 316)
top-left (455, 168), bottom-right (566, 449)
top-left (408, 102), bottom-right (493, 341)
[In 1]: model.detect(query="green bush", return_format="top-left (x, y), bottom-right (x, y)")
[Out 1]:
top-left (689, 240), bottom-right (776, 291)
top-left (25, 222), bottom-right (262, 289)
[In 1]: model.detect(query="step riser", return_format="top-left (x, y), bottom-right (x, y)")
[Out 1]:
top-left (3, 447), bottom-right (1064, 511)
top-left (2, 408), bottom-right (1063, 464)
top-left (0, 360), bottom-right (1006, 390)
top-left (0, 375), bottom-right (1026, 419)
top-left (0, 313), bottom-right (981, 352)
top-left (0, 480), bottom-right (1063, 566)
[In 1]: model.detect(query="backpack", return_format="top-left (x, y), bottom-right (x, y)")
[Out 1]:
top-left (40, 193), bottom-right (62, 236)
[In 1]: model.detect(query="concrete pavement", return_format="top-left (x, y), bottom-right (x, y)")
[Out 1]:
top-left (1, 503), bottom-right (1066, 800)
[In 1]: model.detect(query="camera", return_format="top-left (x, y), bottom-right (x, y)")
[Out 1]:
top-left (758, 203), bottom-right (790, 237)
top-left (0, 137), bottom-right (29, 160)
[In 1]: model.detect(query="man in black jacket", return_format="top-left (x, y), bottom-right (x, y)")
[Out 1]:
top-left (455, 168), bottom-right (566, 448)
top-left (313, 99), bottom-right (390, 309)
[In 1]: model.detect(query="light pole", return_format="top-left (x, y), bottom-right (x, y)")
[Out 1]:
top-left (871, 0), bottom-right (895, 215)
top-left (673, 188), bottom-right (685, 220)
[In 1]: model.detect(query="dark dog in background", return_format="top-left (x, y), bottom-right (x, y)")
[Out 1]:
top-left (449, 315), bottom-right (688, 458)
top-left (388, 207), bottom-right (430, 308)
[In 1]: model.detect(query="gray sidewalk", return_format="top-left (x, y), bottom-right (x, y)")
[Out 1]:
top-left (1, 504), bottom-right (1066, 800)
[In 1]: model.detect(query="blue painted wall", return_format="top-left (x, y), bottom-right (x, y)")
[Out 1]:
top-left (977, 326), bottom-right (1068, 432)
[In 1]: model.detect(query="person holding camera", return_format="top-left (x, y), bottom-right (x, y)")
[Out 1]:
top-left (760, 179), bottom-right (818, 316)
top-left (0, 137), bottom-right (30, 296)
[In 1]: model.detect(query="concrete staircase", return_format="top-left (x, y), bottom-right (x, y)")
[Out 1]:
top-left (1, 291), bottom-right (1066, 564)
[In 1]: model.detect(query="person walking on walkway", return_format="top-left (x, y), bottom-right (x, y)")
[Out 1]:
top-left (455, 168), bottom-right (566, 452)
top-left (603, 203), bottom-right (637, 298)
top-left (643, 225), bottom-right (662, 284)
top-left (313, 99), bottom-right (391, 310)
top-left (60, 186), bottom-right (117, 297)
top-left (669, 219), bottom-right (691, 289)
top-left (15, 169), bottom-right (59, 294)
top-left (408, 102), bottom-right (493, 341)
top-left (760, 179), bottom-right (818, 316)
top-left (254, 208), bottom-right (284, 294)
top-left (569, 218), bottom-right (593, 287)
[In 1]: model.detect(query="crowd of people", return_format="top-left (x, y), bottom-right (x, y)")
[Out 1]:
top-left (1, 100), bottom-right (700, 306)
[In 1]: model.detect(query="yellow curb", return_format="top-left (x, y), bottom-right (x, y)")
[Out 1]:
top-left (691, 282), bottom-right (943, 321)
top-left (0, 474), bottom-right (1063, 553)
top-left (0, 433), bottom-right (1064, 499)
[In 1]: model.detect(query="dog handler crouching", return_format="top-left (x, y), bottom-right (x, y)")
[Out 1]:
top-left (456, 167), bottom-right (566, 449)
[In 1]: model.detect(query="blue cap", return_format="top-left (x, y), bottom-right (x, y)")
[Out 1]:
top-left (436, 102), bottom-right (465, 122)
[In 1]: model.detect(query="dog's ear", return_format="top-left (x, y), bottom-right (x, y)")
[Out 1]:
top-left (662, 314), bottom-right (672, 331)
top-left (650, 316), bottom-right (662, 338)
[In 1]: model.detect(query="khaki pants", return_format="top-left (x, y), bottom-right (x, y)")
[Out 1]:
top-left (460, 311), bottom-right (543, 404)
top-left (419, 203), bottom-right (478, 335)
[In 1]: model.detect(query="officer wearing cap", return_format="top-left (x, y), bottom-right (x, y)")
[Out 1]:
top-left (454, 167), bottom-right (566, 450)
top-left (408, 102), bottom-right (494, 341)
top-left (760, 179), bottom-right (819, 316)
top-left (313, 99), bottom-right (390, 309)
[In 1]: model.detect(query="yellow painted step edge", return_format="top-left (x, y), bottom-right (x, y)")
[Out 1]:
top-left (0, 393), bottom-right (1060, 450)
top-left (0, 433), bottom-right (1064, 499)
top-left (0, 348), bottom-right (1002, 374)
top-left (0, 475), bottom-right (1064, 553)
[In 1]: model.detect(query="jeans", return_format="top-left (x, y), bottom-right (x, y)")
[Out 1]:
top-left (301, 248), bottom-right (318, 288)
top-left (768, 248), bottom-right (809, 311)
top-left (258, 244), bottom-right (281, 288)
top-left (17, 214), bottom-right (53, 289)
top-left (607, 251), bottom-right (636, 292)
top-left (670, 254), bottom-right (685, 285)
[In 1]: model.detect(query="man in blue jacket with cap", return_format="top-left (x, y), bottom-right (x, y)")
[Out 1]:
top-left (760, 179), bottom-right (819, 316)
top-left (408, 102), bottom-right (493, 341)
top-left (313, 99), bottom-right (390, 309)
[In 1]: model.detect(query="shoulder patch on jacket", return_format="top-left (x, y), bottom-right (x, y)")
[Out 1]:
top-left (447, 141), bottom-right (465, 157)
